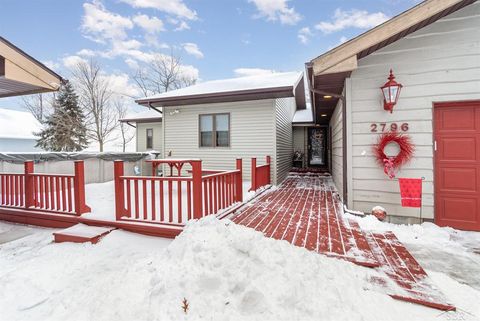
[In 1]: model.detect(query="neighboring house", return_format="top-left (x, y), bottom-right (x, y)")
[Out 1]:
top-left (135, 72), bottom-right (307, 184)
top-left (306, 0), bottom-right (480, 230)
top-left (120, 109), bottom-right (163, 154)
top-left (0, 108), bottom-right (42, 152)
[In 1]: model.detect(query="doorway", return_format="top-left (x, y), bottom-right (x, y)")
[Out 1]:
top-left (434, 100), bottom-right (480, 231)
top-left (307, 127), bottom-right (328, 168)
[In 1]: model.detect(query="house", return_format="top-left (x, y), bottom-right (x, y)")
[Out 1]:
top-left (120, 109), bottom-right (163, 154)
top-left (0, 108), bottom-right (42, 152)
top-left (305, 0), bottom-right (480, 230)
top-left (135, 71), bottom-right (307, 184)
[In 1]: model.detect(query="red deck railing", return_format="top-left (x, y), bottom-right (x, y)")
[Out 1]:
top-left (250, 156), bottom-right (271, 191)
top-left (0, 161), bottom-right (91, 215)
top-left (114, 159), bottom-right (243, 225)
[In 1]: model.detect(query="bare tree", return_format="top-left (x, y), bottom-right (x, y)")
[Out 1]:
top-left (132, 51), bottom-right (197, 97)
top-left (21, 93), bottom-right (54, 122)
top-left (113, 99), bottom-right (135, 152)
top-left (71, 59), bottom-right (117, 152)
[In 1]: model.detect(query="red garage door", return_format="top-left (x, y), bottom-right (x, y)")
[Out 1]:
top-left (434, 100), bottom-right (480, 231)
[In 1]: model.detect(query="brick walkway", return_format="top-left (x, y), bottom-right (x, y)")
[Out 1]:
top-left (231, 172), bottom-right (455, 311)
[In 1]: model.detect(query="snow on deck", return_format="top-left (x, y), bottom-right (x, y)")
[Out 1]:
top-left (230, 172), bottom-right (456, 311)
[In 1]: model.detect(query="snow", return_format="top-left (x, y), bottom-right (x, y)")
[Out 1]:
top-left (0, 216), bottom-right (478, 320)
top-left (140, 71), bottom-right (302, 101)
top-left (0, 108), bottom-right (41, 139)
top-left (120, 109), bottom-right (162, 122)
top-left (55, 224), bottom-right (114, 238)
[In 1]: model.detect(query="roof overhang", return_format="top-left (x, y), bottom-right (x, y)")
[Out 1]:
top-left (136, 86), bottom-right (295, 108)
top-left (307, 0), bottom-right (475, 125)
top-left (0, 37), bottom-right (63, 98)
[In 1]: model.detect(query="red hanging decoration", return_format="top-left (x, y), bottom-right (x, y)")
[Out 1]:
top-left (373, 132), bottom-right (414, 179)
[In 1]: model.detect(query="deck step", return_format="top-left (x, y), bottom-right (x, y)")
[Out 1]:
top-left (53, 224), bottom-right (115, 244)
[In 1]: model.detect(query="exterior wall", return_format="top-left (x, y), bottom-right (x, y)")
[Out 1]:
top-left (136, 122), bottom-right (163, 154)
top-left (163, 100), bottom-right (276, 183)
top-left (348, 3), bottom-right (480, 220)
top-left (293, 127), bottom-right (307, 167)
top-left (329, 99), bottom-right (343, 199)
top-left (275, 97), bottom-right (296, 184)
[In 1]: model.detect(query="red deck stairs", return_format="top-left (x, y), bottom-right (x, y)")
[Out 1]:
top-left (53, 224), bottom-right (115, 244)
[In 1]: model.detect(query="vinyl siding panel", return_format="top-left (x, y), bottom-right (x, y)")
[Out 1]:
top-left (275, 97), bottom-right (296, 184)
top-left (163, 100), bottom-right (276, 183)
top-left (330, 99), bottom-right (343, 199)
top-left (348, 3), bottom-right (480, 219)
top-left (136, 122), bottom-right (163, 154)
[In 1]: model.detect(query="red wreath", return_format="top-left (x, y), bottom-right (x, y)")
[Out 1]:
top-left (373, 132), bottom-right (414, 178)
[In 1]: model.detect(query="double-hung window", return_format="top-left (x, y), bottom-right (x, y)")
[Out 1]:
top-left (199, 114), bottom-right (230, 147)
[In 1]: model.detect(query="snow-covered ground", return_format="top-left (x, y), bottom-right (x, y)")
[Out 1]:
top-left (0, 215), bottom-right (479, 321)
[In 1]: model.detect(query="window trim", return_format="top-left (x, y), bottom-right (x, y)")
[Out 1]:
top-left (198, 113), bottom-right (230, 148)
top-left (146, 128), bottom-right (154, 149)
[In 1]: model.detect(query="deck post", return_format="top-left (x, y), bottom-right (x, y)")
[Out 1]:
top-left (114, 160), bottom-right (126, 220)
top-left (191, 160), bottom-right (203, 219)
top-left (74, 161), bottom-right (91, 215)
top-left (266, 155), bottom-right (271, 185)
top-left (250, 157), bottom-right (257, 192)
top-left (235, 158), bottom-right (243, 202)
top-left (24, 161), bottom-right (34, 208)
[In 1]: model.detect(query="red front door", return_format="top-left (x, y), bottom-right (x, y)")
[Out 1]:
top-left (434, 100), bottom-right (480, 231)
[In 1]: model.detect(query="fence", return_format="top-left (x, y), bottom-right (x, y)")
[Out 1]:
top-left (114, 159), bottom-right (243, 225)
top-left (250, 156), bottom-right (271, 192)
top-left (0, 161), bottom-right (91, 215)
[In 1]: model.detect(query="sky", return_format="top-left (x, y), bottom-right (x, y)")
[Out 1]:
top-left (0, 0), bottom-right (419, 112)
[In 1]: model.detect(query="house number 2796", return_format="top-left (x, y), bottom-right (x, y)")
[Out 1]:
top-left (370, 123), bottom-right (409, 132)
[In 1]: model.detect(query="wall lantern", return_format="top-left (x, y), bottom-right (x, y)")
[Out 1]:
top-left (381, 69), bottom-right (403, 113)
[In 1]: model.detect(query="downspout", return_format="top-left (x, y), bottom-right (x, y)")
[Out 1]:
top-left (305, 63), bottom-right (349, 205)
top-left (148, 102), bottom-right (163, 114)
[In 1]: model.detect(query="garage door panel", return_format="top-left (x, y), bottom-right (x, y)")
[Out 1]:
top-left (439, 197), bottom-right (477, 222)
top-left (439, 137), bottom-right (476, 161)
top-left (438, 167), bottom-right (477, 192)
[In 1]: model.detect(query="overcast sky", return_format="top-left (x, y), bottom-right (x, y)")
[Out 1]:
top-left (0, 0), bottom-right (418, 111)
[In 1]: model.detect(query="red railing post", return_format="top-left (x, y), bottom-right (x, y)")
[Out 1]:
top-left (266, 155), bottom-right (271, 185)
top-left (250, 157), bottom-right (257, 192)
top-left (191, 160), bottom-right (203, 219)
top-left (235, 158), bottom-right (243, 202)
top-left (114, 160), bottom-right (126, 220)
top-left (74, 161), bottom-right (91, 215)
top-left (24, 161), bottom-right (34, 208)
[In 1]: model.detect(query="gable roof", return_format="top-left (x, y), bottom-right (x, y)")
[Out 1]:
top-left (310, 0), bottom-right (476, 76)
top-left (0, 37), bottom-right (64, 98)
top-left (136, 71), bottom-right (304, 107)
top-left (0, 108), bottom-right (41, 139)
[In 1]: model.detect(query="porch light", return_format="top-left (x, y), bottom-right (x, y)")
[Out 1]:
top-left (323, 95), bottom-right (332, 99)
top-left (381, 69), bottom-right (402, 113)
top-left (321, 114), bottom-right (327, 117)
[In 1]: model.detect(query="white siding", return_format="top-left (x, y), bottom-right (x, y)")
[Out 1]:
top-left (163, 100), bottom-right (276, 183)
top-left (330, 99), bottom-right (343, 199)
top-left (136, 122), bottom-right (163, 154)
top-left (275, 97), bottom-right (296, 183)
top-left (348, 3), bottom-right (480, 219)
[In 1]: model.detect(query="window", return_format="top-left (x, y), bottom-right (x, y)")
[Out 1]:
top-left (146, 128), bottom-right (153, 149)
top-left (199, 114), bottom-right (230, 147)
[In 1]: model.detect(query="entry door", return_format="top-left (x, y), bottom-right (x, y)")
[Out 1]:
top-left (434, 101), bottom-right (480, 231)
top-left (308, 128), bottom-right (326, 167)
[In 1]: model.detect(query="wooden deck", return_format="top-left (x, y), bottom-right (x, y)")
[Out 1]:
top-left (231, 172), bottom-right (455, 311)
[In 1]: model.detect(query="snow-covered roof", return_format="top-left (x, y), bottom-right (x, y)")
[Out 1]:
top-left (120, 109), bottom-right (162, 123)
top-left (293, 108), bottom-right (314, 123)
top-left (137, 71), bottom-right (303, 105)
top-left (0, 108), bottom-right (41, 139)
